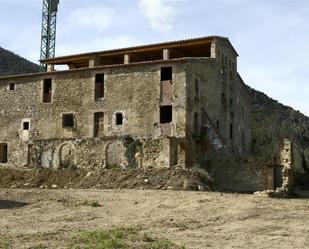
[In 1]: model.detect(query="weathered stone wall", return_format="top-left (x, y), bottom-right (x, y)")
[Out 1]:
top-left (0, 62), bottom-right (187, 138)
top-left (278, 139), bottom-right (294, 194)
top-left (0, 54), bottom-right (252, 173)
top-left (215, 39), bottom-right (252, 155)
top-left (0, 62), bottom-right (188, 167)
top-left (207, 140), bottom-right (297, 193)
top-left (185, 57), bottom-right (252, 166)
top-left (26, 136), bottom-right (183, 170)
top-left (206, 154), bottom-right (269, 192)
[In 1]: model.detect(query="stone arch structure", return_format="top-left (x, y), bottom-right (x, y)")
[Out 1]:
top-left (58, 142), bottom-right (76, 168)
top-left (104, 139), bottom-right (128, 168)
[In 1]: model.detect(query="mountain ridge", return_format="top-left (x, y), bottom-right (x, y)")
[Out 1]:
top-left (0, 47), bottom-right (40, 76)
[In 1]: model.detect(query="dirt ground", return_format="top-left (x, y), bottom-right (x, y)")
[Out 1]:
top-left (1, 188), bottom-right (309, 249)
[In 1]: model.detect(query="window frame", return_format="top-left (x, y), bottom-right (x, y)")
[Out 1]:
top-left (0, 143), bottom-right (8, 163)
top-left (43, 78), bottom-right (52, 103)
top-left (9, 83), bottom-right (15, 91)
top-left (160, 67), bottom-right (173, 81)
top-left (62, 113), bottom-right (75, 128)
top-left (94, 73), bottom-right (105, 100)
top-left (115, 112), bottom-right (123, 126)
top-left (160, 105), bottom-right (173, 124)
top-left (23, 121), bottom-right (30, 131)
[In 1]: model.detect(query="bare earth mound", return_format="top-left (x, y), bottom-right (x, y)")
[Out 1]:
top-left (0, 167), bottom-right (211, 191)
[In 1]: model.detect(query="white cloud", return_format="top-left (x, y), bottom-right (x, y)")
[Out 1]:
top-left (66, 5), bottom-right (115, 32)
top-left (137, 0), bottom-right (176, 33)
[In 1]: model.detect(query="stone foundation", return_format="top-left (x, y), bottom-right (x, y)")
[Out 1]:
top-left (13, 137), bottom-right (186, 170)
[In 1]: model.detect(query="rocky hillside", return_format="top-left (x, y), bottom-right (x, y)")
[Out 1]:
top-left (249, 87), bottom-right (309, 175)
top-left (0, 47), bottom-right (40, 76)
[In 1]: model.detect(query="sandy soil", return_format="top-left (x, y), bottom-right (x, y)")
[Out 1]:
top-left (1, 189), bottom-right (309, 249)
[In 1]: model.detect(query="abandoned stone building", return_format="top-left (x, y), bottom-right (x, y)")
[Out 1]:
top-left (0, 36), bottom-right (258, 188)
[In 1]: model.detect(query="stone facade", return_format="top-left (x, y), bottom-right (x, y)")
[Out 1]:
top-left (0, 37), bottom-right (252, 178)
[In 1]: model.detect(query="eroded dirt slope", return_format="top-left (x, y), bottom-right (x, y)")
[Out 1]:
top-left (0, 167), bottom-right (211, 191)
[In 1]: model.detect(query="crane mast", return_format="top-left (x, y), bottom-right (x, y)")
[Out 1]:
top-left (40, 0), bottom-right (59, 70)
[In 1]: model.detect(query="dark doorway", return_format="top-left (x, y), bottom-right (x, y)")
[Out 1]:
top-left (0, 143), bottom-right (8, 163)
top-left (229, 123), bottom-right (233, 139)
top-left (94, 112), bottom-right (104, 137)
top-left (273, 166), bottom-right (283, 189)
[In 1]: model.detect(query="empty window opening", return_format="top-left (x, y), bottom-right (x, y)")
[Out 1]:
top-left (43, 78), bottom-right (52, 103)
top-left (242, 106), bottom-right (245, 119)
top-left (221, 93), bottom-right (227, 106)
top-left (201, 108), bottom-right (207, 124)
top-left (242, 131), bottom-right (245, 146)
top-left (94, 112), bottom-right (104, 137)
top-left (194, 112), bottom-right (199, 135)
top-left (9, 83), bottom-right (15, 91)
top-left (230, 71), bottom-right (234, 81)
top-left (216, 121), bottom-right (220, 130)
top-left (220, 66), bottom-right (225, 75)
top-left (63, 114), bottom-right (74, 128)
top-left (161, 67), bottom-right (172, 81)
top-left (95, 73), bottom-right (104, 99)
top-left (160, 106), bottom-right (172, 123)
top-left (23, 122), bottom-right (29, 131)
top-left (229, 99), bottom-right (233, 107)
top-left (116, 113), bottom-right (123, 125)
top-left (230, 123), bottom-right (233, 139)
top-left (0, 143), bottom-right (8, 163)
top-left (195, 78), bottom-right (200, 101)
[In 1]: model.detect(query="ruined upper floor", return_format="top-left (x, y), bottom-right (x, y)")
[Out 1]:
top-left (40, 36), bottom-right (239, 72)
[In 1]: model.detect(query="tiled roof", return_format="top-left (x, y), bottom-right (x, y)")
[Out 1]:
top-left (41, 36), bottom-right (238, 64)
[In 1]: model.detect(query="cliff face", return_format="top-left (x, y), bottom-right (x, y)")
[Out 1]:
top-left (0, 47), bottom-right (40, 76)
top-left (249, 87), bottom-right (309, 174)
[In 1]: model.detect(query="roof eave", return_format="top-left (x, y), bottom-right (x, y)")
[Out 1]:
top-left (41, 36), bottom-right (228, 65)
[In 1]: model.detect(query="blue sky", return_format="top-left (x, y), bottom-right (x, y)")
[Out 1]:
top-left (1, 0), bottom-right (308, 115)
